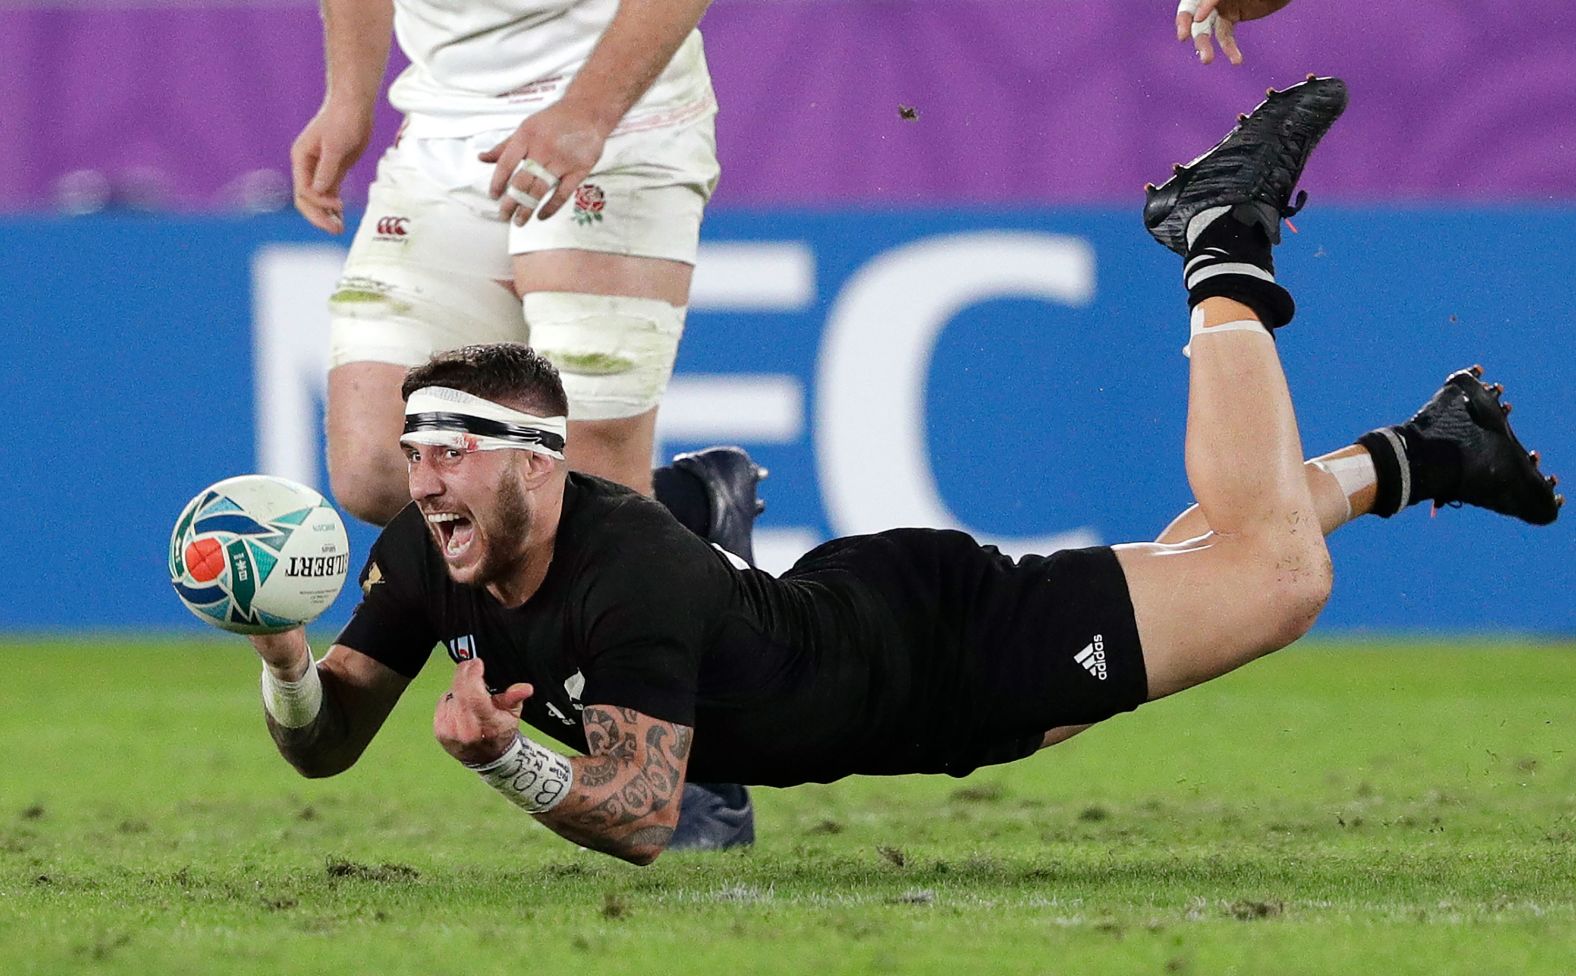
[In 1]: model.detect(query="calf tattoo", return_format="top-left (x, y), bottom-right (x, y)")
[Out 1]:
top-left (537, 705), bottom-right (693, 861)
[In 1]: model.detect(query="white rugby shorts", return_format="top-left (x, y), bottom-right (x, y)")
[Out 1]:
top-left (329, 108), bottom-right (719, 369)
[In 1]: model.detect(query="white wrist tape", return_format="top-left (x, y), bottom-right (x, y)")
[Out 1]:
top-left (465, 732), bottom-right (574, 814)
top-left (261, 657), bottom-right (323, 729)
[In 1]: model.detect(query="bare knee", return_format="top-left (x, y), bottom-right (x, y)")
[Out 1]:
top-left (565, 413), bottom-right (657, 494)
top-left (328, 443), bottom-right (409, 526)
top-left (326, 362), bottom-right (412, 526)
top-left (1255, 532), bottom-right (1333, 648)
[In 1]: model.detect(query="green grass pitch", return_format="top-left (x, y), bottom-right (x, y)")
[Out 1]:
top-left (3, 638), bottom-right (1574, 974)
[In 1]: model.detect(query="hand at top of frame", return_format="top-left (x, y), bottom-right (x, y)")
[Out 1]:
top-left (1175, 0), bottom-right (1296, 66)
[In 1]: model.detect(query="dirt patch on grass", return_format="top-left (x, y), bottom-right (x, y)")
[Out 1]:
top-left (324, 858), bottom-right (419, 883)
top-left (951, 783), bottom-right (1005, 803)
top-left (601, 892), bottom-right (630, 919)
top-left (876, 845), bottom-right (906, 868)
top-left (1227, 898), bottom-right (1284, 920)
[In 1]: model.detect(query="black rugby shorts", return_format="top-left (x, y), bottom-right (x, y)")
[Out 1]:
top-left (971, 544), bottom-right (1147, 736)
top-left (867, 532), bottom-right (1148, 776)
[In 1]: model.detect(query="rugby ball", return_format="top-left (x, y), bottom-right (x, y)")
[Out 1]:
top-left (168, 475), bottom-right (350, 635)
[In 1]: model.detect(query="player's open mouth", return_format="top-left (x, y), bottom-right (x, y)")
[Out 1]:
top-left (426, 512), bottom-right (476, 558)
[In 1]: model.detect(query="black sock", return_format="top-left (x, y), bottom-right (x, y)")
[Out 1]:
top-left (1356, 425), bottom-right (1461, 517)
top-left (1184, 205), bottom-right (1296, 329)
top-left (652, 465), bottom-right (711, 536)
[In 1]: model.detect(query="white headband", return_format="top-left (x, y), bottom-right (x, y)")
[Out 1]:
top-left (401, 386), bottom-right (567, 460)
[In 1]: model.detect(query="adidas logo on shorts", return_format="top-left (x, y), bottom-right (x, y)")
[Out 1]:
top-left (1075, 635), bottom-right (1108, 681)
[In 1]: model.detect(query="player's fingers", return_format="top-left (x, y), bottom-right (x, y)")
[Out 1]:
top-left (478, 138), bottom-right (507, 164)
top-left (1193, 31), bottom-right (1216, 63)
top-left (488, 141), bottom-right (529, 200)
top-left (1187, 5), bottom-right (1220, 64)
top-left (451, 657), bottom-right (492, 700)
top-left (492, 683), bottom-right (534, 713)
top-left (307, 157), bottom-right (347, 233)
top-left (1216, 17), bottom-right (1243, 64)
top-left (310, 145), bottom-right (347, 196)
top-left (507, 175), bottom-right (548, 225)
top-left (289, 146), bottom-right (340, 232)
top-left (299, 207), bottom-right (340, 234)
top-left (491, 161), bottom-right (516, 203)
top-left (506, 159), bottom-right (560, 225)
top-left (534, 171), bottom-right (581, 221)
top-left (1175, 0), bottom-right (1198, 40)
top-left (1195, 0), bottom-right (1222, 21)
top-left (290, 141), bottom-right (317, 196)
top-left (500, 176), bottom-right (551, 224)
top-left (293, 191), bottom-right (341, 234)
top-left (290, 181), bottom-right (332, 232)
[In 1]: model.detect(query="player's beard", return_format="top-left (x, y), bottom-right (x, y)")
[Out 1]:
top-left (430, 460), bottom-right (535, 591)
top-left (464, 465), bottom-right (534, 590)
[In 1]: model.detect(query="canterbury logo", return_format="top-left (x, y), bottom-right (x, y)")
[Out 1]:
top-left (1075, 634), bottom-right (1108, 681)
top-left (376, 216), bottom-right (410, 237)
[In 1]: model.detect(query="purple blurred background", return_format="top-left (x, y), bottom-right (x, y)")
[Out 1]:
top-left (5, 0), bottom-right (1575, 212)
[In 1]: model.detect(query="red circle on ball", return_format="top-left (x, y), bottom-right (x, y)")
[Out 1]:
top-left (184, 538), bottom-right (226, 583)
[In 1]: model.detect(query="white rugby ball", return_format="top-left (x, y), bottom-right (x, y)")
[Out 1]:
top-left (168, 475), bottom-right (350, 635)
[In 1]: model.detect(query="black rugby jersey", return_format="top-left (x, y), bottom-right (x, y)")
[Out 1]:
top-left (336, 474), bottom-right (1051, 785)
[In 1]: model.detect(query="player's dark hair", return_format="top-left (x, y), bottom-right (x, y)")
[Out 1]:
top-left (401, 343), bottom-right (570, 418)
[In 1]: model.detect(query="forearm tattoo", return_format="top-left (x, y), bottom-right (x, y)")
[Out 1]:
top-left (537, 705), bottom-right (693, 861)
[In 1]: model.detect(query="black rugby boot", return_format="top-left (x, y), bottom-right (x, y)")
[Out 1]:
top-left (1145, 75), bottom-right (1349, 255)
top-left (1357, 366), bottom-right (1563, 524)
top-left (671, 446), bottom-right (768, 567)
top-left (669, 782), bottom-right (756, 852)
top-left (1144, 75), bottom-right (1348, 329)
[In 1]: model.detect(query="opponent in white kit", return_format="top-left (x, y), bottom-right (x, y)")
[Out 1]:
top-left (288, 0), bottom-right (754, 850)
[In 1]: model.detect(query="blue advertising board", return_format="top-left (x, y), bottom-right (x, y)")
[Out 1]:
top-left (2, 208), bottom-right (1572, 633)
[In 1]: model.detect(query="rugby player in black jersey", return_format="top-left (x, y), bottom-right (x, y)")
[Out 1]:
top-left (246, 78), bottom-right (1562, 864)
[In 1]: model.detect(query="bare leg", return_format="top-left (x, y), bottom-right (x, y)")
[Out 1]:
top-left (1157, 444), bottom-right (1378, 544)
top-left (567, 410), bottom-right (660, 496)
top-left (1042, 444), bottom-right (1366, 750)
top-left (1114, 297), bottom-right (1333, 701)
top-left (327, 362), bottom-right (416, 526)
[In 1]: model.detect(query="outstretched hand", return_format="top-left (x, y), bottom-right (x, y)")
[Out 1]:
top-left (433, 658), bottom-right (534, 765)
top-left (1175, 0), bottom-right (1295, 66)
